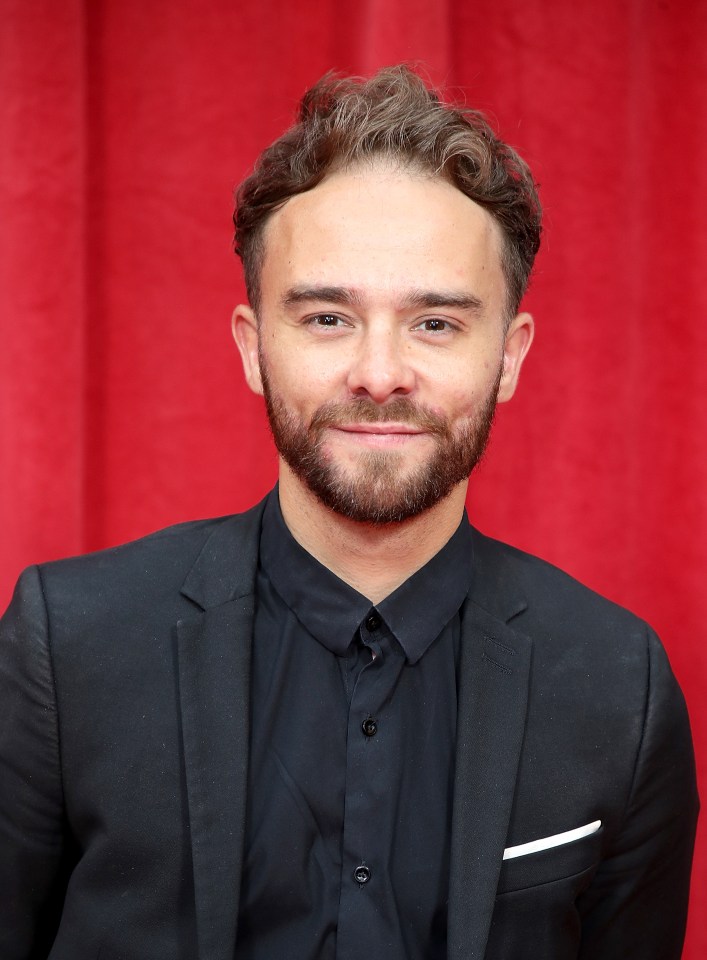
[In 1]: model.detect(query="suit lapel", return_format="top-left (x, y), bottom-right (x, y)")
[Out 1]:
top-left (176, 501), bottom-right (265, 960)
top-left (447, 535), bottom-right (533, 960)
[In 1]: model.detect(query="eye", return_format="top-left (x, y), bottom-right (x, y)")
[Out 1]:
top-left (308, 313), bottom-right (347, 328)
top-left (415, 318), bottom-right (455, 333)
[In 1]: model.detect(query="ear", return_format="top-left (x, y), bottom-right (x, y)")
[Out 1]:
top-left (231, 304), bottom-right (264, 396)
top-left (497, 312), bottom-right (534, 403)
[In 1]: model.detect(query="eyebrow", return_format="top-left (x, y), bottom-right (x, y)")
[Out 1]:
top-left (282, 284), bottom-right (484, 312)
top-left (283, 285), bottom-right (364, 307)
top-left (402, 290), bottom-right (484, 312)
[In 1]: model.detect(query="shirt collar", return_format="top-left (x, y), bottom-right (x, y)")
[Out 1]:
top-left (259, 489), bottom-right (474, 664)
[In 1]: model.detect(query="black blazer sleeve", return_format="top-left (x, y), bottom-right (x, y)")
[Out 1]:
top-left (0, 566), bottom-right (70, 959)
top-left (577, 628), bottom-right (699, 959)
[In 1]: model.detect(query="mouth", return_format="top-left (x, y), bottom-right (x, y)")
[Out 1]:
top-left (335, 423), bottom-right (424, 435)
top-left (327, 423), bottom-right (429, 447)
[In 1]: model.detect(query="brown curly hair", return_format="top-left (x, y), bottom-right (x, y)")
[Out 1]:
top-left (234, 66), bottom-right (541, 319)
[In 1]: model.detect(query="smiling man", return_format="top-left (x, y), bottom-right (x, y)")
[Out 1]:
top-left (0, 67), bottom-right (698, 960)
top-left (232, 159), bottom-right (531, 596)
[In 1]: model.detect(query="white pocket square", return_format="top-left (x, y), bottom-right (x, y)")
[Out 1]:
top-left (503, 820), bottom-right (602, 860)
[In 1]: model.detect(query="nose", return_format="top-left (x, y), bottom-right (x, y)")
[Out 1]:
top-left (346, 324), bottom-right (415, 403)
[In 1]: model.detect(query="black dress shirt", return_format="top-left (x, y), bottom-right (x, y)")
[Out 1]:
top-left (235, 491), bottom-right (474, 959)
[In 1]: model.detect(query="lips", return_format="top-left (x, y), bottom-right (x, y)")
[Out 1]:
top-left (334, 423), bottom-right (425, 435)
top-left (325, 423), bottom-right (431, 449)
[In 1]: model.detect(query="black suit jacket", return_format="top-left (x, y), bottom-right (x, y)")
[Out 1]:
top-left (0, 498), bottom-right (698, 959)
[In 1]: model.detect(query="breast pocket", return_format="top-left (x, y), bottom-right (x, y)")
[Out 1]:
top-left (497, 823), bottom-right (604, 895)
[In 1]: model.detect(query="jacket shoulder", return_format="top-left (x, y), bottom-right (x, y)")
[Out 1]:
top-left (38, 515), bottom-right (228, 583)
top-left (31, 499), bottom-right (266, 621)
top-left (471, 528), bottom-right (653, 640)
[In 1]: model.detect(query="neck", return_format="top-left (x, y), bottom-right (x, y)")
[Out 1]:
top-left (277, 464), bottom-right (469, 604)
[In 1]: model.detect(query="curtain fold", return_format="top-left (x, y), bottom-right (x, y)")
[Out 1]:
top-left (1, 0), bottom-right (88, 569)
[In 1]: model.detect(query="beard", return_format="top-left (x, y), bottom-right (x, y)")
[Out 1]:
top-left (260, 353), bottom-right (501, 525)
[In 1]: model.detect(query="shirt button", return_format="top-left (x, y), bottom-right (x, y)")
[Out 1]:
top-left (361, 717), bottom-right (378, 737)
top-left (365, 612), bottom-right (381, 632)
top-left (353, 864), bottom-right (371, 885)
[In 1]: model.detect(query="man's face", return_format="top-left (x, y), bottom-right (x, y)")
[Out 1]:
top-left (235, 161), bottom-right (532, 524)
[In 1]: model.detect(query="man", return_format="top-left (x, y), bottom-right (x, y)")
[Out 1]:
top-left (0, 66), bottom-right (698, 960)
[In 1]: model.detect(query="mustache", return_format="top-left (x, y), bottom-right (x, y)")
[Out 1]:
top-left (309, 397), bottom-right (450, 436)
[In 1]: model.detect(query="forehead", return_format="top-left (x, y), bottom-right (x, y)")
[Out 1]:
top-left (258, 162), bottom-right (507, 311)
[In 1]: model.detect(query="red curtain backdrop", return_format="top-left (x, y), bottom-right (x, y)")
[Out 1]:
top-left (2, 0), bottom-right (706, 952)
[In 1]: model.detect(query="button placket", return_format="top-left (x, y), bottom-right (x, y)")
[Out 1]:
top-left (338, 615), bottom-right (406, 954)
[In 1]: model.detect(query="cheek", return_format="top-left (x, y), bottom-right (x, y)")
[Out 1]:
top-left (431, 372), bottom-right (501, 424)
top-left (266, 354), bottom-right (339, 411)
